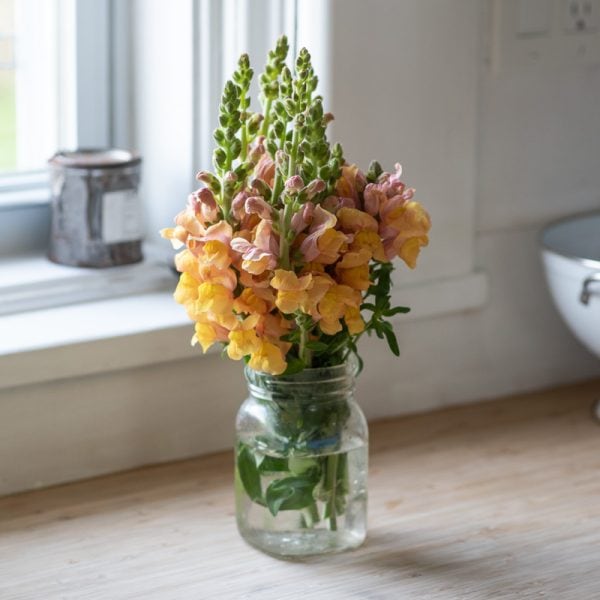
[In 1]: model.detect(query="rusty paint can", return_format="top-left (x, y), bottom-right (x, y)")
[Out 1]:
top-left (48, 149), bottom-right (143, 267)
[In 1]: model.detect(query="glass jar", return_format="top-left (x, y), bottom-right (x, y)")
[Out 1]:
top-left (234, 357), bottom-right (368, 557)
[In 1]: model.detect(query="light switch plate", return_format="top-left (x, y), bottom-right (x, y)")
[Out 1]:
top-left (517, 0), bottom-right (552, 36)
top-left (490, 0), bottom-right (600, 71)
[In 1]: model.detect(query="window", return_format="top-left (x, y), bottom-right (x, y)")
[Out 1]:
top-left (0, 0), bottom-right (116, 257)
top-left (0, 0), bottom-right (114, 192)
top-left (0, 0), bottom-right (295, 303)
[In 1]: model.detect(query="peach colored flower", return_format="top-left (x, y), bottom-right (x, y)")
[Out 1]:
top-left (336, 207), bottom-right (378, 234)
top-left (231, 220), bottom-right (279, 275)
top-left (270, 269), bottom-right (313, 314)
top-left (227, 314), bottom-right (262, 360)
top-left (248, 340), bottom-right (287, 375)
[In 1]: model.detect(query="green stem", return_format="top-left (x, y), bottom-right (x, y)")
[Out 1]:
top-left (306, 501), bottom-right (320, 527)
top-left (260, 98), bottom-right (272, 136)
top-left (240, 120), bottom-right (248, 161)
top-left (288, 126), bottom-right (300, 178)
top-left (298, 324), bottom-right (313, 367)
top-left (325, 454), bottom-right (339, 531)
top-left (278, 200), bottom-right (294, 269)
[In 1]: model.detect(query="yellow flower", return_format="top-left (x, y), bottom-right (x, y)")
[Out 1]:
top-left (227, 329), bottom-right (261, 360)
top-left (335, 164), bottom-right (365, 203)
top-left (317, 284), bottom-right (361, 335)
top-left (316, 228), bottom-right (347, 264)
top-left (344, 306), bottom-right (365, 335)
top-left (395, 236), bottom-right (429, 269)
top-left (335, 263), bottom-right (371, 291)
top-left (160, 225), bottom-right (187, 249)
top-left (350, 230), bottom-right (387, 262)
top-left (386, 201), bottom-right (431, 268)
top-left (227, 315), bottom-right (262, 360)
top-left (233, 288), bottom-right (269, 315)
top-left (336, 207), bottom-right (378, 233)
top-left (336, 247), bottom-right (371, 269)
top-left (270, 269), bottom-right (313, 314)
top-left (248, 340), bottom-right (287, 375)
top-left (201, 240), bottom-right (231, 269)
top-left (174, 272), bottom-right (200, 305)
top-left (175, 249), bottom-right (202, 279)
top-left (197, 282), bottom-right (234, 315)
top-left (301, 275), bottom-right (334, 317)
top-left (192, 322), bottom-right (219, 352)
top-left (242, 255), bottom-right (272, 275)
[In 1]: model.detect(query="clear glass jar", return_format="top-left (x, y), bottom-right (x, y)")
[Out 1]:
top-left (234, 357), bottom-right (368, 557)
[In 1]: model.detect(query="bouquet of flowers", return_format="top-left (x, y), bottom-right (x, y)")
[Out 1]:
top-left (162, 36), bottom-right (431, 376)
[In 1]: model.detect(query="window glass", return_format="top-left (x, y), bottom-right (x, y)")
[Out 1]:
top-left (0, 0), bottom-right (16, 171)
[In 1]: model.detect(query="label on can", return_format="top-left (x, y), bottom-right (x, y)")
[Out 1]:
top-left (101, 190), bottom-right (143, 244)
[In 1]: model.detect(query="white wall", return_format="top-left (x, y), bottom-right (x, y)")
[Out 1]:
top-left (1, 0), bottom-right (599, 495)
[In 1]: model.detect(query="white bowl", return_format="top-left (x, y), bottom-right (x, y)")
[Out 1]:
top-left (541, 211), bottom-right (600, 359)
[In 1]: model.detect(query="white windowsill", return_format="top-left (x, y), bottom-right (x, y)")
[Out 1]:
top-left (0, 270), bottom-right (488, 392)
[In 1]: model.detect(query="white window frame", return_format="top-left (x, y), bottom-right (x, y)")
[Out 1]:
top-left (0, 0), bottom-right (122, 211)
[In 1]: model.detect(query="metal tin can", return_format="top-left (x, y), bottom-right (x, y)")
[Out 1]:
top-left (48, 149), bottom-right (143, 267)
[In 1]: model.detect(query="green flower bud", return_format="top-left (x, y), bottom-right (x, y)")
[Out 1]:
top-left (247, 113), bottom-right (263, 135)
top-left (213, 148), bottom-right (227, 170)
top-left (213, 128), bottom-right (225, 145)
top-left (366, 160), bottom-right (383, 183)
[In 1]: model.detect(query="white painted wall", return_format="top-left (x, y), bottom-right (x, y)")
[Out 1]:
top-left (1, 0), bottom-right (599, 495)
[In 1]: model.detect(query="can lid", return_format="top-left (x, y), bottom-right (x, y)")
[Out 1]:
top-left (48, 149), bottom-right (141, 169)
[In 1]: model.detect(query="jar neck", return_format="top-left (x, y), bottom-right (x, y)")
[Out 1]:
top-left (244, 357), bottom-right (358, 403)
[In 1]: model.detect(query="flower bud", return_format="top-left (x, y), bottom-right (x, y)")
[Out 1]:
top-left (245, 196), bottom-right (273, 220)
top-left (213, 148), bottom-right (227, 170)
top-left (285, 175), bottom-right (304, 194)
top-left (303, 179), bottom-right (326, 200)
top-left (196, 170), bottom-right (221, 193)
top-left (275, 150), bottom-right (289, 172)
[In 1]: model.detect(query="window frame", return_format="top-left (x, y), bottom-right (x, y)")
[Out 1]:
top-left (0, 0), bottom-right (125, 213)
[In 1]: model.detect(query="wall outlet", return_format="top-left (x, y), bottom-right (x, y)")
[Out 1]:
top-left (563, 0), bottom-right (600, 33)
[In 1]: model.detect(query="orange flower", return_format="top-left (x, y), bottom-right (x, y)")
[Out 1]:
top-left (270, 269), bottom-right (313, 314)
top-left (248, 340), bottom-right (287, 375)
top-left (336, 207), bottom-right (378, 234)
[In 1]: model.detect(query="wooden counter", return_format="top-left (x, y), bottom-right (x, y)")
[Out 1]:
top-left (1, 380), bottom-right (600, 599)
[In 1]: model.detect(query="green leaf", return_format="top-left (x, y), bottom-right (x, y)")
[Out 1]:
top-left (265, 476), bottom-right (317, 516)
top-left (305, 341), bottom-right (328, 352)
top-left (259, 456), bottom-right (289, 473)
top-left (288, 457), bottom-right (321, 477)
top-left (382, 323), bottom-right (400, 356)
top-left (383, 306), bottom-right (411, 316)
top-left (283, 357), bottom-right (305, 375)
top-left (237, 445), bottom-right (263, 504)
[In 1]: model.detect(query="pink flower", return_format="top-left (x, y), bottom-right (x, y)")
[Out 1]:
top-left (254, 154), bottom-right (275, 187)
top-left (285, 175), bottom-right (304, 194)
top-left (245, 196), bottom-right (273, 220)
top-left (231, 220), bottom-right (279, 275)
top-left (300, 205), bottom-right (347, 264)
top-left (291, 201), bottom-right (315, 234)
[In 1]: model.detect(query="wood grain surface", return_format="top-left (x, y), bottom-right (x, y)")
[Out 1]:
top-left (1, 379), bottom-right (600, 600)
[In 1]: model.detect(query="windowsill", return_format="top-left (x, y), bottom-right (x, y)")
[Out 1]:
top-left (0, 270), bottom-right (488, 391)
top-left (0, 291), bottom-right (200, 390)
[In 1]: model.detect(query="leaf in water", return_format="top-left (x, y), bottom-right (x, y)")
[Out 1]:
top-left (258, 455), bottom-right (289, 473)
top-left (283, 358), bottom-right (305, 375)
top-left (237, 445), bottom-right (263, 504)
top-left (288, 456), bottom-right (319, 476)
top-left (266, 476), bottom-right (317, 516)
